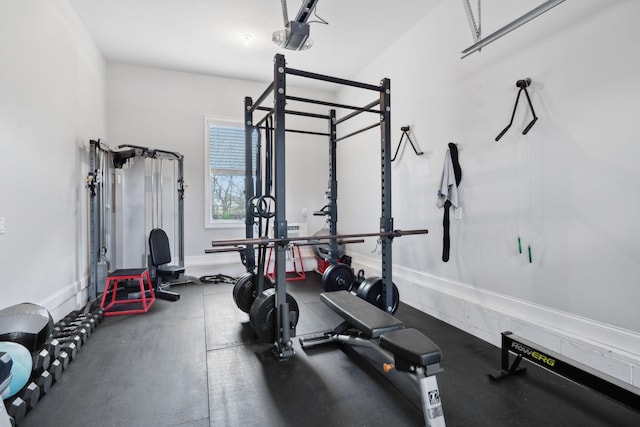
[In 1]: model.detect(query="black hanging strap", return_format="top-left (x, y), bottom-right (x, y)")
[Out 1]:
top-left (442, 143), bottom-right (461, 262)
top-left (442, 200), bottom-right (452, 262)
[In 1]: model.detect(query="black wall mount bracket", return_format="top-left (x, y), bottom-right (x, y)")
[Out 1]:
top-left (495, 78), bottom-right (539, 141)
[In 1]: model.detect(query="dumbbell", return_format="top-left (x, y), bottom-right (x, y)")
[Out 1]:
top-left (45, 339), bottom-right (61, 359)
top-left (19, 381), bottom-right (40, 410)
top-left (93, 307), bottom-right (105, 321)
top-left (57, 318), bottom-right (95, 334)
top-left (58, 350), bottom-right (70, 370)
top-left (48, 358), bottom-right (63, 383)
top-left (53, 325), bottom-right (88, 342)
top-left (46, 338), bottom-right (78, 361)
top-left (4, 383), bottom-right (41, 422)
top-left (59, 313), bottom-right (97, 331)
top-left (53, 325), bottom-right (89, 343)
top-left (32, 348), bottom-right (51, 375)
top-left (60, 341), bottom-right (78, 361)
top-left (55, 337), bottom-right (80, 358)
top-left (30, 348), bottom-right (53, 394)
top-left (5, 397), bottom-right (27, 425)
top-left (34, 369), bottom-right (53, 395)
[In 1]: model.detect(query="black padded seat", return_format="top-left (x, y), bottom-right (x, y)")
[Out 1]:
top-left (380, 328), bottom-right (442, 367)
top-left (320, 291), bottom-right (404, 339)
top-left (149, 228), bottom-right (185, 281)
top-left (157, 264), bottom-right (185, 277)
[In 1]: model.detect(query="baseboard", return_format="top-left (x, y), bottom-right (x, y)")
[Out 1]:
top-left (349, 253), bottom-right (640, 389)
top-left (37, 277), bottom-right (89, 322)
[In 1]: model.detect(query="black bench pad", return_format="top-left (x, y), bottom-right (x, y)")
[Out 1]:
top-left (380, 328), bottom-right (442, 367)
top-left (320, 291), bottom-right (404, 339)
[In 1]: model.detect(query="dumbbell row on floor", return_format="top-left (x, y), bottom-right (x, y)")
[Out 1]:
top-left (60, 309), bottom-right (104, 328)
top-left (4, 308), bottom-right (104, 425)
top-left (4, 341), bottom-right (73, 424)
top-left (51, 309), bottom-right (104, 343)
top-left (56, 315), bottom-right (97, 334)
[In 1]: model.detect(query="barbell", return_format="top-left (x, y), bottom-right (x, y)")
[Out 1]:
top-left (204, 239), bottom-right (366, 254)
top-left (210, 228), bottom-right (428, 248)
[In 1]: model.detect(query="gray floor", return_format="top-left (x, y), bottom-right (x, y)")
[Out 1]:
top-left (17, 273), bottom-right (640, 426)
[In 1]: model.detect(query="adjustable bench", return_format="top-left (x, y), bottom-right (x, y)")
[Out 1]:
top-left (301, 290), bottom-right (446, 427)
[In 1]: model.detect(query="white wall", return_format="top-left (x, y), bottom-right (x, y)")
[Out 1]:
top-left (337, 0), bottom-right (640, 386)
top-left (106, 64), bottom-right (332, 276)
top-left (0, 0), bottom-right (106, 319)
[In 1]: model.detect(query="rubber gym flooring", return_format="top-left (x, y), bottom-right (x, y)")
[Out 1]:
top-left (18, 272), bottom-right (640, 427)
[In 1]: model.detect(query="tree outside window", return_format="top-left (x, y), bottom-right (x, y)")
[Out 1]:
top-left (205, 119), bottom-right (257, 225)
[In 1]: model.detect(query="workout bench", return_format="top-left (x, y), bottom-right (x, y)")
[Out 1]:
top-left (301, 291), bottom-right (446, 427)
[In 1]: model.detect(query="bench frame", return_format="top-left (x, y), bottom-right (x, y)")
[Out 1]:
top-left (301, 291), bottom-right (446, 426)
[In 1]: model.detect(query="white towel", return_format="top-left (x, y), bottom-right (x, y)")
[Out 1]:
top-left (436, 147), bottom-right (459, 208)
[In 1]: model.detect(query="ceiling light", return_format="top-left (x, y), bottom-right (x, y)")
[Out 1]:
top-left (241, 33), bottom-right (253, 47)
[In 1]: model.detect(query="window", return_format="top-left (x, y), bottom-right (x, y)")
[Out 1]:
top-left (204, 117), bottom-right (257, 227)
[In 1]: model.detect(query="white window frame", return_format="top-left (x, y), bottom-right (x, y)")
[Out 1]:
top-left (204, 116), bottom-right (254, 229)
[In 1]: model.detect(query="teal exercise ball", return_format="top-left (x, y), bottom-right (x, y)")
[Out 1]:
top-left (0, 341), bottom-right (32, 399)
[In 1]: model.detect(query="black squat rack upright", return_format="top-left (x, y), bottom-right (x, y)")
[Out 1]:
top-left (239, 53), bottom-right (394, 359)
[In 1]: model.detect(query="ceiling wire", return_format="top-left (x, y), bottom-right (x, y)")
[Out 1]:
top-left (280, 0), bottom-right (289, 26)
top-left (281, 0), bottom-right (329, 26)
top-left (477, 0), bottom-right (481, 39)
top-left (308, 2), bottom-right (329, 25)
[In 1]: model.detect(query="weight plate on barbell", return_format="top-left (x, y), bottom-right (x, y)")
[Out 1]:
top-left (249, 288), bottom-right (299, 343)
top-left (356, 276), bottom-right (400, 314)
top-left (233, 272), bottom-right (274, 313)
top-left (232, 272), bottom-right (253, 306)
top-left (322, 263), bottom-right (355, 292)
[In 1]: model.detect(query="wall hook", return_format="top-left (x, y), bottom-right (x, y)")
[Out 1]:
top-left (392, 125), bottom-right (424, 161)
top-left (495, 78), bottom-right (539, 141)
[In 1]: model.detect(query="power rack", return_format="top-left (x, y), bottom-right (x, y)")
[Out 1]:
top-left (240, 54), bottom-right (394, 359)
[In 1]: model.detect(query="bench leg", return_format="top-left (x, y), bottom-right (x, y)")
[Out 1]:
top-left (418, 372), bottom-right (446, 427)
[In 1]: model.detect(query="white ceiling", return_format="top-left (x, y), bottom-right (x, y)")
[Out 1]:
top-left (69, 0), bottom-right (441, 88)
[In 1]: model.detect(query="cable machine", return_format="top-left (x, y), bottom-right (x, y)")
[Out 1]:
top-left (87, 139), bottom-right (115, 301)
top-left (87, 143), bottom-right (185, 302)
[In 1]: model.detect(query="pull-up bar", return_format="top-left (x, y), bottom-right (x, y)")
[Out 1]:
top-left (253, 108), bottom-right (330, 137)
top-left (286, 95), bottom-right (381, 114)
top-left (286, 67), bottom-right (382, 92)
top-left (255, 106), bottom-right (330, 122)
